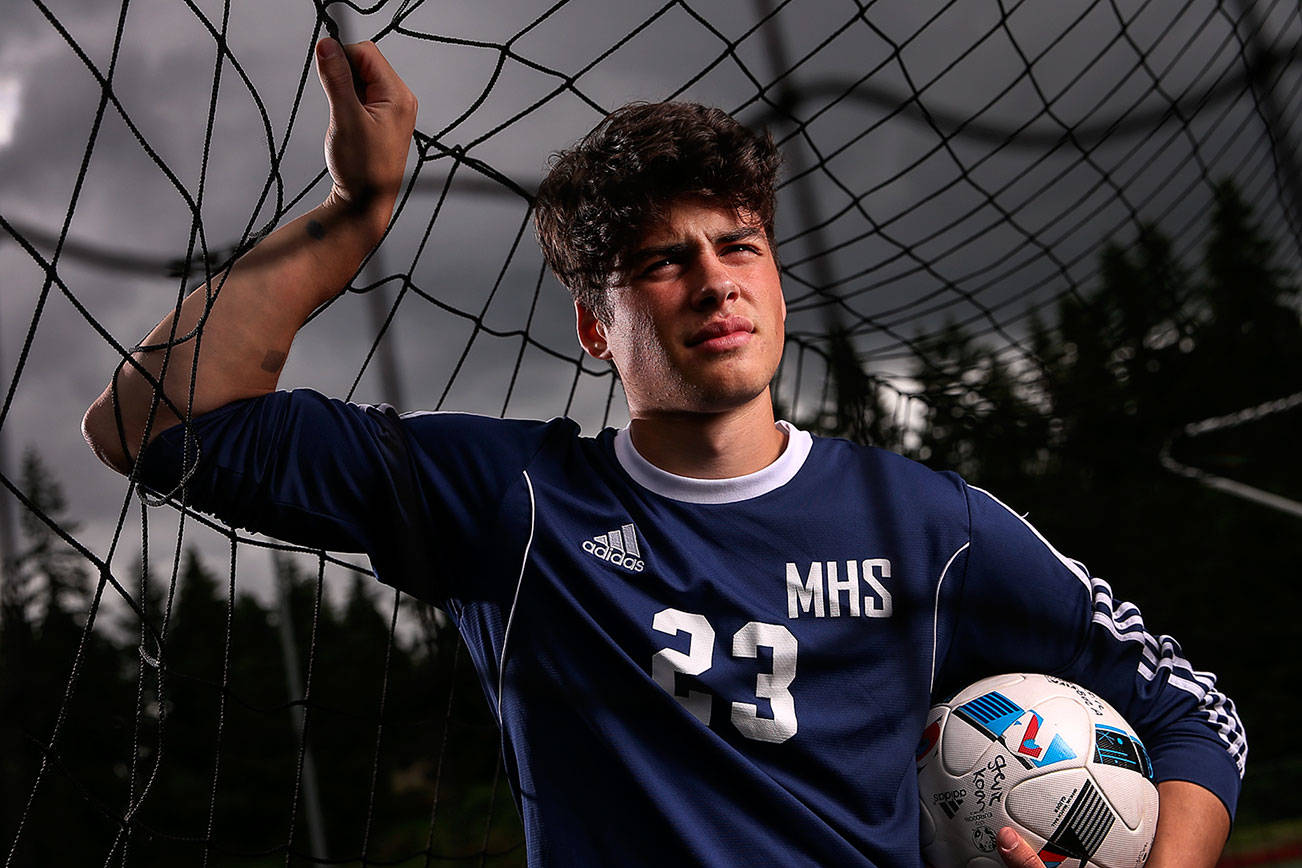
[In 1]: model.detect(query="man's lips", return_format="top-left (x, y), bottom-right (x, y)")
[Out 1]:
top-left (686, 316), bottom-right (755, 348)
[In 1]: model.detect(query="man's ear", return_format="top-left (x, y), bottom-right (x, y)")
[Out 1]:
top-left (575, 300), bottom-right (612, 360)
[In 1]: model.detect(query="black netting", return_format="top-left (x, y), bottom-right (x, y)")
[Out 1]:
top-left (2, 0), bottom-right (1300, 864)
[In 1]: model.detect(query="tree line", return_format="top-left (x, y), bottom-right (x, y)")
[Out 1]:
top-left (1, 455), bottom-right (523, 866)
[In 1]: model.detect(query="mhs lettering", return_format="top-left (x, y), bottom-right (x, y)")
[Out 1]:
top-left (786, 559), bottom-right (893, 619)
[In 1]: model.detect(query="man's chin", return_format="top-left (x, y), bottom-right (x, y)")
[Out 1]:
top-left (681, 380), bottom-right (775, 415)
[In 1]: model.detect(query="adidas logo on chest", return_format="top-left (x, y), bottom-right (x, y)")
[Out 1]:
top-left (581, 522), bottom-right (645, 572)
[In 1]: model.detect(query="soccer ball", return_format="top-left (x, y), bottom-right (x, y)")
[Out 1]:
top-left (916, 673), bottom-right (1158, 868)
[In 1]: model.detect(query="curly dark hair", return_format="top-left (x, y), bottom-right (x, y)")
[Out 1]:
top-left (534, 101), bottom-right (781, 322)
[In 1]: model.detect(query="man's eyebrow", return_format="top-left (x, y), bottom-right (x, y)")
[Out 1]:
top-left (715, 225), bottom-right (762, 245)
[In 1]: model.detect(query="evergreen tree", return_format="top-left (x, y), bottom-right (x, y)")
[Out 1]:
top-left (0, 558), bottom-right (36, 865)
top-left (1040, 226), bottom-right (1193, 496)
top-left (911, 321), bottom-right (1050, 496)
top-left (117, 551), bottom-right (166, 644)
top-left (1, 450), bottom-right (130, 866)
top-left (779, 327), bottom-right (901, 449)
top-left (215, 575), bottom-right (294, 857)
top-left (1196, 180), bottom-right (1301, 411)
top-left (121, 547), bottom-right (230, 864)
top-left (13, 449), bottom-right (91, 623)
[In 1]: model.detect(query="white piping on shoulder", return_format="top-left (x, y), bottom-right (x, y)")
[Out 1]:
top-left (929, 542), bottom-right (970, 693)
top-left (968, 484), bottom-right (1092, 589)
top-left (496, 470), bottom-right (536, 724)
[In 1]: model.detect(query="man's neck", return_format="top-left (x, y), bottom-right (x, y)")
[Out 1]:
top-left (626, 393), bottom-right (787, 479)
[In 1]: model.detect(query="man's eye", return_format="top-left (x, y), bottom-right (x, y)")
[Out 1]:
top-left (641, 259), bottom-right (675, 276)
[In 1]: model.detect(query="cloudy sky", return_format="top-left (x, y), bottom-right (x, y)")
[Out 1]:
top-left (1, 0), bottom-right (1299, 603)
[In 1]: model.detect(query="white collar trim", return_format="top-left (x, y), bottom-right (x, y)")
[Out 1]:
top-left (613, 420), bottom-right (812, 504)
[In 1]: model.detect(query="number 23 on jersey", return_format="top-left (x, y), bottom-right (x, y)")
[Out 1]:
top-left (650, 608), bottom-right (798, 744)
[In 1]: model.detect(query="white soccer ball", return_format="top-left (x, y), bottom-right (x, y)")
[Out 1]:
top-left (916, 673), bottom-right (1158, 868)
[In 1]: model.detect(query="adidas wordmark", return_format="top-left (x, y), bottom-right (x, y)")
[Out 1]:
top-left (582, 523), bottom-right (645, 572)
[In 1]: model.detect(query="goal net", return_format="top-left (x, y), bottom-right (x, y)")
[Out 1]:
top-left (1, 0), bottom-right (1299, 863)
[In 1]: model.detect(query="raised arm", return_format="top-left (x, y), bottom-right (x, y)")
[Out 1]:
top-left (82, 38), bottom-right (417, 474)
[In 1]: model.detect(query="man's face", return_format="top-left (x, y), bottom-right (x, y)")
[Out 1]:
top-left (576, 197), bottom-right (786, 417)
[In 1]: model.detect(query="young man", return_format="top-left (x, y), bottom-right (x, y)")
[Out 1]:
top-left (84, 39), bottom-right (1244, 867)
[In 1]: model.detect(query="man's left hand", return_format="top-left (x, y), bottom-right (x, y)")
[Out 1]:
top-left (997, 827), bottom-right (1045, 868)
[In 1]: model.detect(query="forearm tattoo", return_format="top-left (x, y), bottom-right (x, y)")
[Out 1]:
top-left (260, 350), bottom-right (287, 374)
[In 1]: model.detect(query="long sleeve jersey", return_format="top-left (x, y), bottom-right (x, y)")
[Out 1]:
top-left (139, 389), bottom-right (1245, 867)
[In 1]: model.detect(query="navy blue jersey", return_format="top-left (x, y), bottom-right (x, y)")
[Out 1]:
top-left (140, 390), bottom-right (1245, 867)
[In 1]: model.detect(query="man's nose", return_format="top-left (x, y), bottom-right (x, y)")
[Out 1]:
top-left (691, 255), bottom-right (741, 310)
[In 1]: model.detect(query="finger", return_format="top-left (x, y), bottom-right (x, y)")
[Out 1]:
top-left (997, 827), bottom-right (1045, 868)
top-left (315, 38), bottom-right (362, 117)
top-left (341, 41), bottom-right (406, 105)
